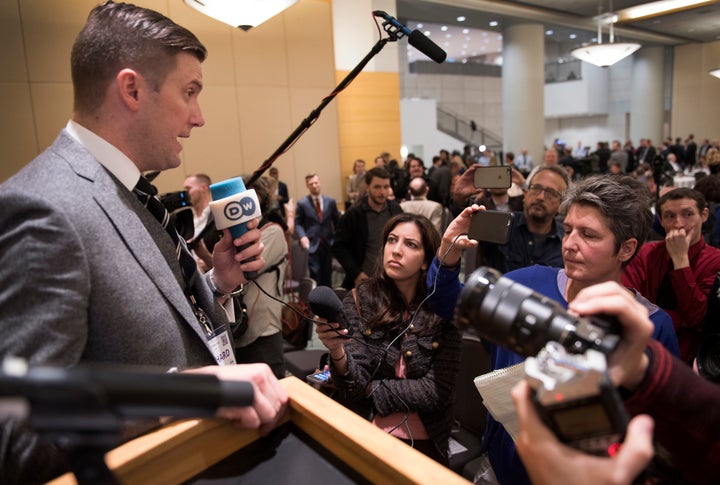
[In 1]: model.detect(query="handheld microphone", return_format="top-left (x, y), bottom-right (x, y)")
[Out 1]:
top-left (0, 357), bottom-right (254, 422)
top-left (209, 177), bottom-right (262, 280)
top-left (372, 11), bottom-right (447, 63)
top-left (308, 286), bottom-right (352, 335)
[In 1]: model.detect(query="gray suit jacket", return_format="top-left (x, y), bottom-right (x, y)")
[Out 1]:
top-left (0, 130), bottom-right (226, 482)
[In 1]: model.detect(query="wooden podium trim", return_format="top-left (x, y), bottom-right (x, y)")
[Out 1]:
top-left (50, 376), bottom-right (470, 485)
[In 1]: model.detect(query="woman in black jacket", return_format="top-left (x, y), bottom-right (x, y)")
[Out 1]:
top-left (315, 213), bottom-right (461, 465)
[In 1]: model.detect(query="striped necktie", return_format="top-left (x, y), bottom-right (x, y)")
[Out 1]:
top-left (133, 175), bottom-right (198, 291)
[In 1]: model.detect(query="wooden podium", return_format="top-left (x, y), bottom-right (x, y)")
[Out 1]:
top-left (50, 376), bottom-right (471, 484)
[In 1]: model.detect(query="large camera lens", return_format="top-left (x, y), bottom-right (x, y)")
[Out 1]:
top-left (455, 267), bottom-right (621, 357)
top-left (696, 334), bottom-right (720, 383)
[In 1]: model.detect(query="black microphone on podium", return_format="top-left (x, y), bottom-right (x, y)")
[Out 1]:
top-left (372, 11), bottom-right (447, 63)
top-left (0, 357), bottom-right (254, 421)
top-left (308, 286), bottom-right (352, 335)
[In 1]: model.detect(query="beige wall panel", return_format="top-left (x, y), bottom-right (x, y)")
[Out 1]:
top-left (236, 84), bottom-right (295, 170)
top-left (0, 83), bottom-right (37, 181)
top-left (286, 87), bottom-right (342, 201)
top-left (672, 41), bottom-right (720, 141)
top-left (231, 15), bottom-right (290, 88)
top-left (671, 44), bottom-right (704, 136)
top-left (0, 1), bottom-right (27, 82)
top-left (285, 0), bottom-right (336, 88)
top-left (29, 82), bottom-right (73, 151)
top-left (168, 1), bottom-right (237, 86)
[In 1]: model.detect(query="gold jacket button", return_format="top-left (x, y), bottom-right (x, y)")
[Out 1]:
top-left (363, 328), bottom-right (372, 336)
top-left (405, 350), bottom-right (412, 357)
top-left (432, 341), bottom-right (439, 349)
top-left (408, 323), bottom-right (414, 330)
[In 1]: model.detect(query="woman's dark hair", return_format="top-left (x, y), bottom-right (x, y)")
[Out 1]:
top-left (360, 213), bottom-right (441, 330)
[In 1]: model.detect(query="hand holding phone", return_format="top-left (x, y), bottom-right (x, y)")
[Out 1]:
top-left (468, 210), bottom-right (513, 244)
top-left (474, 166), bottom-right (512, 189)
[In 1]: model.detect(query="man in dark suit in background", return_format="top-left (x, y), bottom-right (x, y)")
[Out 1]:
top-left (269, 166), bottom-right (289, 218)
top-left (295, 173), bottom-right (341, 287)
top-left (0, 3), bottom-right (286, 482)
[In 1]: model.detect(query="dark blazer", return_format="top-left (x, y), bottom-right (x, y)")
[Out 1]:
top-left (294, 194), bottom-right (340, 253)
top-left (332, 196), bottom-right (403, 289)
top-left (0, 130), bottom-right (226, 482)
top-left (277, 180), bottom-right (289, 216)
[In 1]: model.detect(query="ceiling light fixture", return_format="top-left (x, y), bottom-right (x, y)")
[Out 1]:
top-left (182, 0), bottom-right (297, 31)
top-left (710, 69), bottom-right (720, 79)
top-left (571, 12), bottom-right (640, 67)
top-left (616, 0), bottom-right (714, 22)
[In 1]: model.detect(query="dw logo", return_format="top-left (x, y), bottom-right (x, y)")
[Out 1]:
top-left (224, 197), bottom-right (256, 221)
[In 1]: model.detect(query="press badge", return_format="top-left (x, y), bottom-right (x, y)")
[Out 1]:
top-left (207, 325), bottom-right (236, 366)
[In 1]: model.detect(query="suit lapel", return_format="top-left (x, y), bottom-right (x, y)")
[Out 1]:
top-left (56, 132), bottom-right (209, 343)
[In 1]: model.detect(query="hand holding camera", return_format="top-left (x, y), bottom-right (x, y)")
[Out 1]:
top-left (455, 269), bottom-right (655, 457)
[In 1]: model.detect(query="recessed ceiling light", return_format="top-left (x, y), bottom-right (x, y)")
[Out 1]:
top-left (462, 28), bottom-right (470, 34)
top-left (444, 41), bottom-right (450, 46)
top-left (489, 21), bottom-right (498, 27)
top-left (457, 16), bottom-right (466, 22)
top-left (445, 33), bottom-right (452, 38)
top-left (441, 25), bottom-right (448, 31)
top-left (546, 30), bottom-right (554, 35)
top-left (424, 30), bottom-right (431, 36)
top-left (569, 34), bottom-right (577, 39)
top-left (417, 23), bottom-right (424, 29)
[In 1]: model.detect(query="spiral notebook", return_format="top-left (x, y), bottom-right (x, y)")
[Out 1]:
top-left (473, 362), bottom-right (525, 442)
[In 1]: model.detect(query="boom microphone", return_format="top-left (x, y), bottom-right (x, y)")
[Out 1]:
top-left (372, 10), bottom-right (447, 63)
top-left (209, 177), bottom-right (262, 280)
top-left (307, 286), bottom-right (351, 334)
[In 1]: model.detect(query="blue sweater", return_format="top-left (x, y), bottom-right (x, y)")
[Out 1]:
top-left (427, 261), bottom-right (680, 485)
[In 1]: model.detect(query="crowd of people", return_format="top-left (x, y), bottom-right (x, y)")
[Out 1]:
top-left (0, 2), bottom-right (718, 484)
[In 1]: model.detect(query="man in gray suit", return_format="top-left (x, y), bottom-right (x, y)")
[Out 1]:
top-left (0, 3), bottom-right (286, 483)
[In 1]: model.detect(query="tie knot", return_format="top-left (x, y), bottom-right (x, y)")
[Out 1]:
top-left (134, 175), bottom-right (158, 196)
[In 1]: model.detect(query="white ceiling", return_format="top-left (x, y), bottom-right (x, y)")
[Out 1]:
top-left (397, 0), bottom-right (720, 64)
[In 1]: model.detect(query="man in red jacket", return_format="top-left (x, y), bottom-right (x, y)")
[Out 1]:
top-left (622, 187), bottom-right (720, 362)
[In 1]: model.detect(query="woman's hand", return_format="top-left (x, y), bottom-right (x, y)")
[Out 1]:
top-left (437, 204), bottom-right (484, 267)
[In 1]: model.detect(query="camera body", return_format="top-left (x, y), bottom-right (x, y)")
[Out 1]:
top-left (455, 267), bottom-right (628, 455)
top-left (525, 342), bottom-right (628, 454)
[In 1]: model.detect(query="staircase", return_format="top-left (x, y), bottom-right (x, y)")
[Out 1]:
top-left (436, 105), bottom-right (502, 150)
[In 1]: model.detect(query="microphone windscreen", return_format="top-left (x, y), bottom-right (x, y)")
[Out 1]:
top-left (409, 30), bottom-right (447, 64)
top-left (308, 286), bottom-right (349, 331)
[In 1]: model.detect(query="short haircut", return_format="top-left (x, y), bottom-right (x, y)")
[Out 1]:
top-left (189, 173), bottom-right (211, 186)
top-left (269, 167), bottom-right (279, 175)
top-left (365, 166), bottom-right (391, 185)
top-left (529, 165), bottom-right (570, 188)
top-left (560, 175), bottom-right (652, 265)
top-left (305, 173), bottom-right (318, 182)
top-left (71, 1), bottom-right (207, 115)
top-left (657, 187), bottom-right (707, 214)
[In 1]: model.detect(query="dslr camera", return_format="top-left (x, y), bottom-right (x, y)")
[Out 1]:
top-left (455, 266), bottom-right (629, 455)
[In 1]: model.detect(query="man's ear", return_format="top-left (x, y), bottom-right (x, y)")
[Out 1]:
top-left (701, 206), bottom-right (709, 223)
top-left (116, 68), bottom-right (141, 110)
top-left (618, 238), bottom-right (638, 263)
